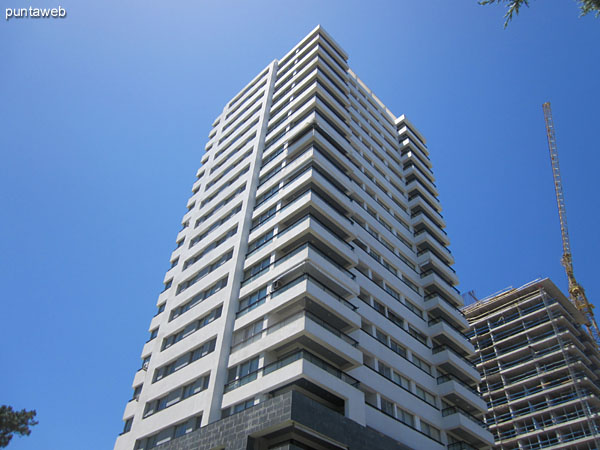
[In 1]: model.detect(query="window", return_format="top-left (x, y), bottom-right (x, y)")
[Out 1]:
top-left (388, 310), bottom-right (404, 328)
top-left (381, 398), bottom-right (394, 416)
top-left (232, 320), bottom-right (264, 347)
top-left (226, 356), bottom-right (259, 390)
top-left (170, 277), bottom-right (227, 321)
top-left (162, 279), bottom-right (172, 292)
top-left (361, 320), bottom-right (372, 334)
top-left (378, 361), bottom-right (391, 379)
top-left (415, 385), bottom-right (437, 407)
top-left (177, 251), bottom-right (233, 294)
top-left (247, 229), bottom-right (274, 254)
top-left (134, 415), bottom-right (202, 450)
top-left (153, 338), bottom-right (216, 382)
top-left (184, 226), bottom-right (237, 269)
top-left (375, 329), bottom-right (388, 345)
top-left (122, 417), bottom-right (133, 434)
top-left (170, 258), bottom-right (179, 269)
top-left (405, 299), bottom-right (423, 318)
top-left (163, 306), bottom-right (222, 350)
top-left (143, 375), bottom-right (209, 418)
top-left (251, 205), bottom-right (277, 229)
top-left (242, 258), bottom-right (271, 283)
top-left (238, 287), bottom-right (267, 314)
top-left (397, 408), bottom-right (414, 427)
top-left (393, 372), bottom-right (410, 390)
top-left (420, 421), bottom-right (441, 441)
top-left (221, 397), bottom-right (256, 418)
top-left (195, 185), bottom-right (246, 226)
top-left (175, 238), bottom-right (185, 249)
top-left (409, 326), bottom-right (428, 346)
top-left (390, 339), bottom-right (407, 358)
top-left (141, 355), bottom-right (151, 371)
top-left (412, 355), bottom-right (432, 375)
top-left (148, 328), bottom-right (158, 341)
top-left (373, 300), bottom-right (386, 315)
top-left (156, 303), bottom-right (165, 315)
top-left (255, 184), bottom-right (279, 206)
top-left (132, 384), bottom-right (142, 401)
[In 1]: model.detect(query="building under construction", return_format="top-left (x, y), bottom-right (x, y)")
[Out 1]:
top-left (463, 278), bottom-right (600, 450)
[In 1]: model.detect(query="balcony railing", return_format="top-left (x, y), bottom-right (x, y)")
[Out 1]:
top-left (231, 309), bottom-right (357, 352)
top-left (236, 272), bottom-right (356, 318)
top-left (421, 268), bottom-right (460, 295)
top-left (424, 293), bottom-right (464, 316)
top-left (447, 442), bottom-right (477, 450)
top-left (428, 317), bottom-right (469, 339)
top-left (223, 349), bottom-right (359, 393)
top-left (437, 373), bottom-right (480, 397)
top-left (247, 213), bottom-right (353, 258)
top-left (442, 405), bottom-right (487, 429)
top-left (432, 345), bottom-right (476, 369)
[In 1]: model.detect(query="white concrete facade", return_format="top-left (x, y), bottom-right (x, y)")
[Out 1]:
top-left (114, 26), bottom-right (493, 450)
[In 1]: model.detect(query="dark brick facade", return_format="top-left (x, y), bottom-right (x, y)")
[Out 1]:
top-left (154, 390), bottom-right (412, 450)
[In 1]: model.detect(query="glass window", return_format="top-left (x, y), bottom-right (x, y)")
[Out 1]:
top-left (381, 398), bottom-right (394, 416)
top-left (390, 340), bottom-right (407, 358)
top-left (123, 417), bottom-right (133, 433)
top-left (393, 371), bottom-right (410, 390)
top-left (413, 355), bottom-right (432, 375)
top-left (416, 385), bottom-right (436, 407)
top-left (397, 408), bottom-right (414, 427)
top-left (378, 362), bottom-right (391, 379)
top-left (375, 329), bottom-right (388, 345)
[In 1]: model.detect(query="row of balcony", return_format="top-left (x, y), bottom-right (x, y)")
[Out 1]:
top-left (224, 349), bottom-right (359, 393)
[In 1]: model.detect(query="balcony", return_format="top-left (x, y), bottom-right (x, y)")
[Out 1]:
top-left (408, 190), bottom-right (442, 223)
top-left (414, 230), bottom-right (454, 266)
top-left (221, 349), bottom-right (363, 419)
top-left (240, 242), bottom-right (357, 299)
top-left (403, 162), bottom-right (436, 188)
top-left (428, 317), bottom-right (475, 356)
top-left (401, 151), bottom-right (433, 181)
top-left (421, 269), bottom-right (462, 307)
top-left (419, 249), bottom-right (459, 287)
top-left (432, 345), bottom-right (480, 383)
top-left (442, 406), bottom-right (494, 448)
top-left (229, 308), bottom-right (362, 370)
top-left (424, 294), bottom-right (469, 331)
top-left (246, 214), bottom-right (357, 270)
top-left (437, 374), bottom-right (487, 413)
top-left (236, 268), bottom-right (357, 327)
top-left (405, 175), bottom-right (439, 200)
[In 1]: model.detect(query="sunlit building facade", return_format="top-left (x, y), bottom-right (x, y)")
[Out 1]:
top-left (114, 26), bottom-right (493, 450)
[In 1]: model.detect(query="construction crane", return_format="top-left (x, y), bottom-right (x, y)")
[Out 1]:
top-left (542, 102), bottom-right (600, 346)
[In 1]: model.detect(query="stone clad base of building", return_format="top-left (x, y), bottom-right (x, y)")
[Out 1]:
top-left (154, 389), bottom-right (412, 450)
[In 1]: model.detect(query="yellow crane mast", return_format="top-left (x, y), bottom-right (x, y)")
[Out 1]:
top-left (543, 102), bottom-right (600, 346)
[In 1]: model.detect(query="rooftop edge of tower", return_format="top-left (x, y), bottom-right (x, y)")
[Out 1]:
top-left (462, 277), bottom-right (587, 327)
top-left (277, 25), bottom-right (349, 66)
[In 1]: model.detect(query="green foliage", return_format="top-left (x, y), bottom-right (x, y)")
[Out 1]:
top-left (480, 0), bottom-right (600, 27)
top-left (0, 406), bottom-right (38, 448)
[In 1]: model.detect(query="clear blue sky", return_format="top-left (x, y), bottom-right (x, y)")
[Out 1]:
top-left (1, 1), bottom-right (598, 448)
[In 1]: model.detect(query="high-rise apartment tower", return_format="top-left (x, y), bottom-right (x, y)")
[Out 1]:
top-left (115, 26), bottom-right (494, 450)
top-left (464, 278), bottom-right (600, 450)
